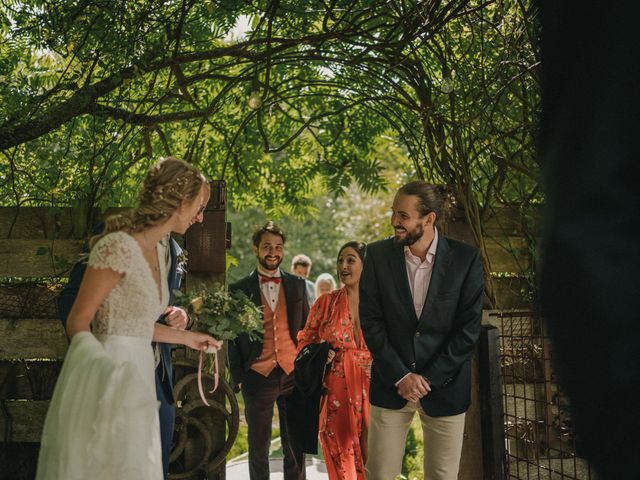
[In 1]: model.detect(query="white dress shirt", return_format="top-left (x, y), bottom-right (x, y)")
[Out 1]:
top-left (256, 265), bottom-right (282, 312)
top-left (396, 228), bottom-right (439, 386)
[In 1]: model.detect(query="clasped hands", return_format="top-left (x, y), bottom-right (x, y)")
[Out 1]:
top-left (397, 373), bottom-right (431, 403)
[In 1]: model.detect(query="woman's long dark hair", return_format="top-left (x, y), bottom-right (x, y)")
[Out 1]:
top-left (338, 241), bottom-right (366, 262)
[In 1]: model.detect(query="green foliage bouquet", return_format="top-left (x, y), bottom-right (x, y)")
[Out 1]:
top-left (175, 284), bottom-right (263, 342)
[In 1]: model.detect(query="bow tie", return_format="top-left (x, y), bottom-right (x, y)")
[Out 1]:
top-left (260, 275), bottom-right (282, 284)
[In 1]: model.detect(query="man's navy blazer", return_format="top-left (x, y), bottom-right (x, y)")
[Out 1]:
top-left (227, 270), bottom-right (310, 386)
top-left (359, 234), bottom-right (484, 417)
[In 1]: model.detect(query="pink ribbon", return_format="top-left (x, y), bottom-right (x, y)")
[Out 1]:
top-left (197, 348), bottom-right (219, 407)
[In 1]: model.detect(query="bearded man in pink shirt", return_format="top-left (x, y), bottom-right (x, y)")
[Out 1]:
top-left (360, 181), bottom-right (484, 480)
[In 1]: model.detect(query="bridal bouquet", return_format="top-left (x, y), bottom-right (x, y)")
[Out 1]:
top-left (174, 284), bottom-right (263, 405)
top-left (175, 284), bottom-right (264, 342)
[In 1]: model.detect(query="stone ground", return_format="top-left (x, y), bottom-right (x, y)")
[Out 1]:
top-left (226, 436), bottom-right (328, 479)
top-left (508, 457), bottom-right (598, 480)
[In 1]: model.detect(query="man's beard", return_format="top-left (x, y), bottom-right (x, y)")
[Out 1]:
top-left (258, 255), bottom-right (283, 271)
top-left (393, 224), bottom-right (424, 246)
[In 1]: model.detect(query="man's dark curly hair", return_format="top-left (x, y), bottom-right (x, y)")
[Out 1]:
top-left (252, 221), bottom-right (286, 247)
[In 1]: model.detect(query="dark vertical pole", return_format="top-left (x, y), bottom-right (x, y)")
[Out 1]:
top-left (479, 324), bottom-right (506, 480)
top-left (184, 180), bottom-right (228, 480)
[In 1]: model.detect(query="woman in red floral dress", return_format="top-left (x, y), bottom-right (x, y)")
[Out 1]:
top-left (297, 241), bottom-right (372, 480)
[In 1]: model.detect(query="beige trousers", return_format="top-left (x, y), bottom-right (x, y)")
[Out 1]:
top-left (365, 401), bottom-right (466, 480)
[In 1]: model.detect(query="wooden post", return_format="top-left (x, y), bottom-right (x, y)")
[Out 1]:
top-left (180, 180), bottom-right (229, 480)
top-left (541, 322), bottom-right (555, 453)
top-left (443, 204), bottom-right (485, 479)
top-left (479, 325), bottom-right (506, 480)
top-left (458, 346), bottom-right (485, 480)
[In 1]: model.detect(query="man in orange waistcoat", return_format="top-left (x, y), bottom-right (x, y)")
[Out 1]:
top-left (229, 221), bottom-right (309, 480)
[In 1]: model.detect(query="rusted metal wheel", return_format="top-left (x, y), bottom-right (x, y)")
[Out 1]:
top-left (169, 414), bottom-right (214, 478)
top-left (169, 358), bottom-right (239, 479)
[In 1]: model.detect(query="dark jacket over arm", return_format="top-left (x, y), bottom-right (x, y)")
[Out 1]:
top-left (286, 342), bottom-right (331, 454)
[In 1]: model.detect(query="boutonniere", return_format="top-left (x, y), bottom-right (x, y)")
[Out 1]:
top-left (176, 250), bottom-right (188, 273)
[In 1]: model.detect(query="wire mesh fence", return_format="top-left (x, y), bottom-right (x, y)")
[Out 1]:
top-left (490, 311), bottom-right (597, 480)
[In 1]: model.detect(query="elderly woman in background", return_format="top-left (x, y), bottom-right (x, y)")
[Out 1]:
top-left (297, 242), bottom-right (371, 480)
top-left (314, 272), bottom-right (337, 300)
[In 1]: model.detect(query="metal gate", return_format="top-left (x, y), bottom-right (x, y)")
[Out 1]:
top-left (490, 311), bottom-right (597, 480)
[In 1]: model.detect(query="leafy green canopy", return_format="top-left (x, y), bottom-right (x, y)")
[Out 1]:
top-left (1, 1), bottom-right (537, 217)
top-left (0, 1), bottom-right (404, 209)
top-left (0, 0), bottom-right (540, 306)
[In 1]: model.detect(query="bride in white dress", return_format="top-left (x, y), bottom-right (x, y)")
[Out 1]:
top-left (36, 158), bottom-right (222, 480)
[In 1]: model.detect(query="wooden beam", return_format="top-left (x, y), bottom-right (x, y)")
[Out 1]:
top-left (0, 284), bottom-right (59, 318)
top-left (484, 237), bottom-right (531, 273)
top-left (492, 277), bottom-right (531, 309)
top-left (0, 319), bottom-right (68, 361)
top-left (444, 214), bottom-right (534, 274)
top-left (483, 207), bottom-right (540, 237)
top-left (0, 207), bottom-right (74, 239)
top-left (0, 361), bottom-right (62, 400)
top-left (0, 400), bottom-right (49, 442)
top-left (443, 224), bottom-right (532, 273)
top-left (448, 205), bottom-right (541, 237)
top-left (0, 207), bottom-right (127, 239)
top-left (0, 239), bottom-right (84, 277)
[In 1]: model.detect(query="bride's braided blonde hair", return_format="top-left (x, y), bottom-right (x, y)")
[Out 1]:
top-left (90, 157), bottom-right (206, 248)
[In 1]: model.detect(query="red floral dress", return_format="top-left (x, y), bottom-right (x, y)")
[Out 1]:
top-left (297, 288), bottom-right (372, 480)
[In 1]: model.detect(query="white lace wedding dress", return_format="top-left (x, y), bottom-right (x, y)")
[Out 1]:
top-left (37, 231), bottom-right (169, 480)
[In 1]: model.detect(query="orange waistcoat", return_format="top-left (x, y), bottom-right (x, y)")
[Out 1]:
top-left (251, 286), bottom-right (297, 376)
